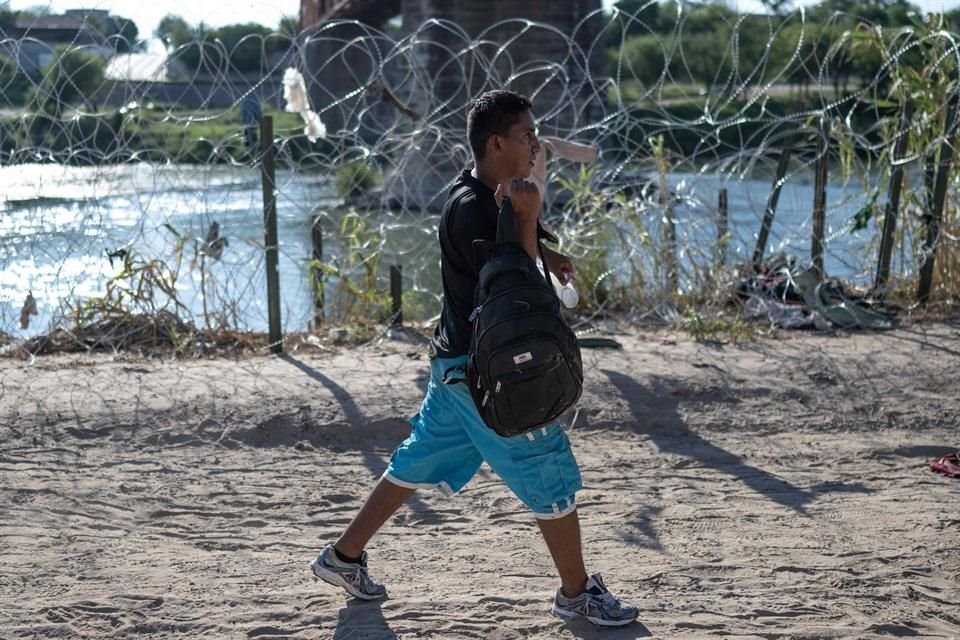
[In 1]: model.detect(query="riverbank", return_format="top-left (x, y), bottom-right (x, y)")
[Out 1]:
top-left (2, 321), bottom-right (958, 638)
top-left (0, 106), bottom-right (320, 165)
top-left (0, 93), bottom-right (873, 167)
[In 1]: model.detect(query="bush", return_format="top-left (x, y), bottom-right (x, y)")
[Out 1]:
top-left (335, 159), bottom-right (379, 198)
top-left (30, 45), bottom-right (106, 116)
top-left (0, 53), bottom-right (31, 106)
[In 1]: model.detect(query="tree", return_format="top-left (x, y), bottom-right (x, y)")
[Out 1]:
top-left (612, 0), bottom-right (660, 36)
top-left (157, 17), bottom-right (291, 75)
top-left (1, 3), bottom-right (16, 32)
top-left (1, 53), bottom-right (32, 105)
top-left (210, 23), bottom-right (272, 73)
top-left (279, 15), bottom-right (299, 37)
top-left (31, 45), bottom-right (106, 115)
top-left (615, 33), bottom-right (674, 87)
top-left (155, 14), bottom-right (194, 50)
top-left (769, 20), bottom-right (827, 96)
top-left (110, 16), bottom-right (140, 53)
top-left (679, 27), bottom-right (733, 91)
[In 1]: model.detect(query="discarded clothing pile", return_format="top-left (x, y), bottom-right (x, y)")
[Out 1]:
top-left (738, 254), bottom-right (897, 330)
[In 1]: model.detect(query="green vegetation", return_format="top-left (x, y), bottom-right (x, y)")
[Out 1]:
top-left (0, 105), bottom-right (325, 165)
top-left (551, 164), bottom-right (652, 313)
top-left (605, 0), bottom-right (955, 160)
top-left (334, 160), bottom-right (381, 198)
top-left (680, 308), bottom-right (755, 343)
top-left (309, 211), bottom-right (393, 330)
top-left (155, 14), bottom-right (292, 74)
top-left (0, 52), bottom-right (31, 105)
top-left (611, 0), bottom-right (932, 94)
top-left (827, 12), bottom-right (960, 303)
top-left (30, 46), bottom-right (105, 116)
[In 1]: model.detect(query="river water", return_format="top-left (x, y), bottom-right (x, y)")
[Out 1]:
top-left (1, 162), bottom-right (884, 338)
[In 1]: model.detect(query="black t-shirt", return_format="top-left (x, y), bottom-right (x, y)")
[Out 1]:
top-left (430, 170), bottom-right (555, 359)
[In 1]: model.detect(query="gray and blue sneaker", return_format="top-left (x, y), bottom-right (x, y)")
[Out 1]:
top-left (309, 544), bottom-right (387, 601)
top-left (551, 573), bottom-right (639, 627)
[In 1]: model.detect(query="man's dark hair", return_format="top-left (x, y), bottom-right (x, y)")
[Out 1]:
top-left (467, 90), bottom-right (533, 161)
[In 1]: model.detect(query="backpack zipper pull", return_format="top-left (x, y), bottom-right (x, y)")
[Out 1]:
top-left (469, 304), bottom-right (483, 322)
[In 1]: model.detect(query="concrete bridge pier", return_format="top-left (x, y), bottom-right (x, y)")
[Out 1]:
top-left (302, 0), bottom-right (605, 210)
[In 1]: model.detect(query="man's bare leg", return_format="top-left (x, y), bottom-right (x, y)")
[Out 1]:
top-left (537, 509), bottom-right (589, 597)
top-left (334, 477), bottom-right (415, 557)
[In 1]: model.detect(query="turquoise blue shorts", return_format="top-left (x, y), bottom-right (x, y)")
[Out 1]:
top-left (384, 355), bottom-right (582, 519)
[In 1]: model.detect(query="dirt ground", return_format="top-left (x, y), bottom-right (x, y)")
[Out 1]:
top-left (2, 321), bottom-right (959, 639)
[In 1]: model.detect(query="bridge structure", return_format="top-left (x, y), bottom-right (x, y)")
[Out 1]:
top-left (299, 0), bottom-right (402, 32)
top-left (298, 0), bottom-right (605, 210)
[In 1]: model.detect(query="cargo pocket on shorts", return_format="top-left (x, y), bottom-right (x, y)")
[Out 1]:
top-left (518, 445), bottom-right (582, 513)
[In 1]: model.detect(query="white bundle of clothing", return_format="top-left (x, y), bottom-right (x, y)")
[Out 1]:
top-left (283, 68), bottom-right (326, 143)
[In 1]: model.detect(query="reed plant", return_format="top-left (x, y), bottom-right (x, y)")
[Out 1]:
top-left (309, 210), bottom-right (392, 333)
top-left (841, 16), bottom-right (960, 305)
top-left (554, 164), bottom-right (652, 315)
top-left (65, 248), bottom-right (195, 352)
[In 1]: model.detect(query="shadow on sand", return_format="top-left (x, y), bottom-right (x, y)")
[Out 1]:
top-left (332, 599), bottom-right (398, 640)
top-left (602, 369), bottom-right (872, 516)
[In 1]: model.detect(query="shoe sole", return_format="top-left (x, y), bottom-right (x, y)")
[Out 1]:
top-left (551, 604), bottom-right (638, 627)
top-left (309, 558), bottom-right (386, 601)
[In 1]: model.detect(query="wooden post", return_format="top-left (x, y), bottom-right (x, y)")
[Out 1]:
top-left (390, 265), bottom-right (402, 327)
top-left (874, 101), bottom-right (913, 297)
top-left (311, 214), bottom-right (324, 327)
top-left (718, 188), bottom-right (729, 268)
top-left (260, 115), bottom-right (283, 353)
top-left (811, 117), bottom-right (831, 281)
top-left (924, 156), bottom-right (936, 215)
top-left (918, 95), bottom-right (960, 304)
top-left (752, 129), bottom-right (795, 271)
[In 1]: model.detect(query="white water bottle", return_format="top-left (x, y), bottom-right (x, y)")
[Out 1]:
top-left (549, 269), bottom-right (579, 309)
top-left (537, 259), bottom-right (579, 308)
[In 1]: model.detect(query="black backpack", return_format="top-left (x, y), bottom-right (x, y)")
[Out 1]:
top-left (465, 196), bottom-right (583, 438)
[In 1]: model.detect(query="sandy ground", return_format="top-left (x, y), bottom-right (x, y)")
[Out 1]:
top-left (2, 321), bottom-right (959, 639)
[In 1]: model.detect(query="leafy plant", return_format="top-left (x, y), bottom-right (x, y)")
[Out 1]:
top-left (0, 53), bottom-right (31, 106)
top-left (30, 45), bottom-right (105, 116)
top-left (69, 250), bottom-right (189, 329)
top-left (681, 308), bottom-right (754, 342)
top-left (335, 159), bottom-right (380, 198)
top-left (309, 211), bottom-right (391, 327)
top-left (845, 16), bottom-right (960, 303)
top-left (554, 163), bottom-right (651, 314)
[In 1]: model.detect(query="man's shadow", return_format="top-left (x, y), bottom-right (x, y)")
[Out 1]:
top-left (333, 599), bottom-right (397, 640)
top-left (602, 370), bottom-right (871, 515)
top-left (564, 611), bottom-right (653, 640)
top-left (561, 618), bottom-right (653, 638)
top-left (330, 599), bottom-right (653, 639)
top-left (278, 354), bottom-right (434, 515)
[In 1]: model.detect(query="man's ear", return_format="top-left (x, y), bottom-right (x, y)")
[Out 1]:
top-left (490, 134), bottom-right (502, 155)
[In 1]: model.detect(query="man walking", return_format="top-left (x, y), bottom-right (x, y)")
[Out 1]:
top-left (310, 90), bottom-right (639, 627)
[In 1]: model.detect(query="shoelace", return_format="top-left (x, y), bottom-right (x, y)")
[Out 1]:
top-left (349, 566), bottom-right (368, 587)
top-left (351, 566), bottom-right (380, 591)
top-left (588, 589), bottom-right (621, 613)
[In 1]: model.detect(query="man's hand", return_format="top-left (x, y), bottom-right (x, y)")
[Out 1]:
top-left (496, 178), bottom-right (541, 223)
top-left (495, 178), bottom-right (542, 261)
